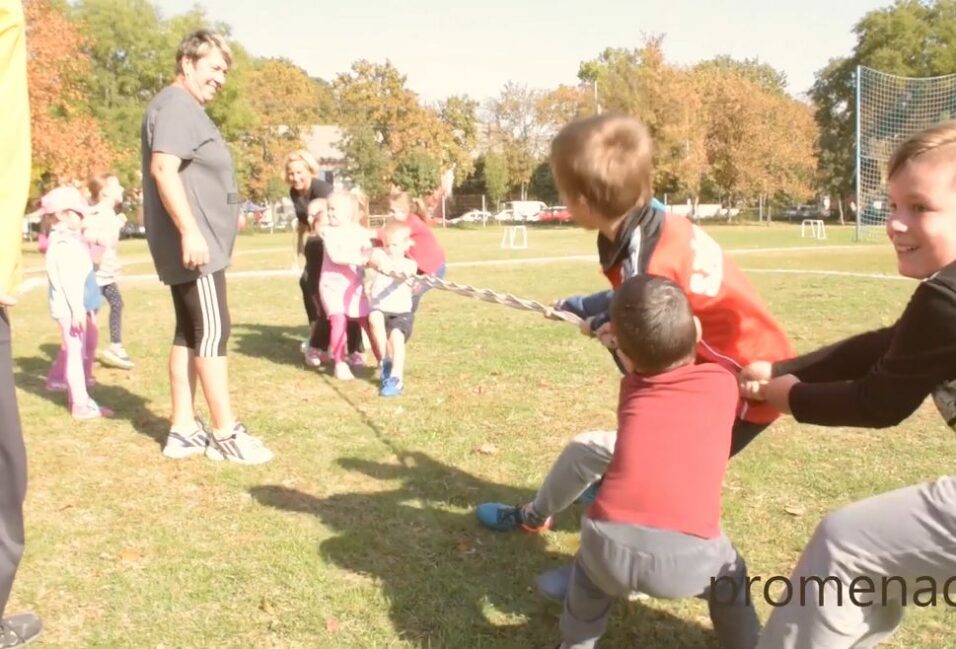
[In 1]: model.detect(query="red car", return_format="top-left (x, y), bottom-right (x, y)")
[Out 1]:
top-left (538, 206), bottom-right (573, 223)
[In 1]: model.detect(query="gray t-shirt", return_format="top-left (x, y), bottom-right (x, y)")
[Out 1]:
top-left (141, 85), bottom-right (240, 286)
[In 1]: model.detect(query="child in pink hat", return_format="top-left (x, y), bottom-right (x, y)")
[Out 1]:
top-left (40, 186), bottom-right (112, 420)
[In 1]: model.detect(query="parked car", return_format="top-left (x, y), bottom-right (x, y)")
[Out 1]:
top-left (448, 209), bottom-right (491, 225)
top-left (119, 222), bottom-right (147, 239)
top-left (492, 208), bottom-right (515, 222)
top-left (538, 206), bottom-right (573, 224)
top-left (782, 204), bottom-right (828, 222)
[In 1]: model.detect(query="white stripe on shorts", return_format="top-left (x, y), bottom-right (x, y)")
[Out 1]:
top-left (197, 275), bottom-right (222, 357)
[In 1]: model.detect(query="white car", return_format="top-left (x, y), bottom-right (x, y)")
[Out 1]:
top-left (451, 209), bottom-right (492, 224)
top-left (492, 209), bottom-right (514, 222)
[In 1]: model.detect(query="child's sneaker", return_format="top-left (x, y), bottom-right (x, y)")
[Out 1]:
top-left (162, 419), bottom-right (210, 459)
top-left (303, 346), bottom-right (323, 368)
top-left (334, 361), bottom-right (354, 381)
top-left (380, 357), bottom-right (393, 381)
top-left (347, 351), bottom-right (366, 368)
top-left (99, 346), bottom-right (134, 370)
top-left (205, 422), bottom-right (273, 465)
top-left (475, 503), bottom-right (553, 533)
top-left (72, 399), bottom-right (112, 420)
top-left (379, 376), bottom-right (403, 397)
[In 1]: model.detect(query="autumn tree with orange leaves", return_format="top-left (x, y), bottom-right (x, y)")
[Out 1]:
top-left (24, 0), bottom-right (115, 190)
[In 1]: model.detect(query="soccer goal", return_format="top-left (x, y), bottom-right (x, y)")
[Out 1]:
top-left (855, 66), bottom-right (956, 240)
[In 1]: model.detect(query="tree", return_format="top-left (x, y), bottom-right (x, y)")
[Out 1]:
top-left (528, 161), bottom-right (558, 204)
top-left (487, 82), bottom-right (550, 197)
top-left (694, 55), bottom-right (788, 94)
top-left (239, 58), bottom-right (329, 200)
top-left (483, 151), bottom-right (509, 207)
top-left (392, 150), bottom-right (441, 198)
top-left (812, 0), bottom-right (956, 217)
top-left (333, 60), bottom-right (466, 195)
top-left (440, 94), bottom-right (479, 184)
top-left (340, 125), bottom-right (390, 200)
top-left (25, 0), bottom-right (115, 187)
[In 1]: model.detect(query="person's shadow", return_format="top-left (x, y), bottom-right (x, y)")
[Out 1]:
top-left (251, 450), bottom-right (720, 648)
top-left (230, 321), bottom-right (378, 383)
top-left (229, 322), bottom-right (306, 368)
top-left (14, 343), bottom-right (168, 446)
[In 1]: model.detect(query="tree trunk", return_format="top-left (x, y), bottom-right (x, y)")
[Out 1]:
top-left (837, 197), bottom-right (845, 226)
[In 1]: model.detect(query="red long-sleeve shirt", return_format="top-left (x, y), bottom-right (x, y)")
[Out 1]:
top-left (588, 363), bottom-right (738, 539)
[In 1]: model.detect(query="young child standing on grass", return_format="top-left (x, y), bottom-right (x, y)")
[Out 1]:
top-left (85, 173), bottom-right (134, 370)
top-left (319, 191), bottom-right (373, 380)
top-left (366, 220), bottom-right (418, 397)
top-left (40, 186), bottom-right (113, 420)
top-left (555, 274), bottom-right (759, 649)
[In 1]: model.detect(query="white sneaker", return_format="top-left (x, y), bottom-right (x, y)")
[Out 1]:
top-left (99, 346), bottom-right (134, 370)
top-left (205, 423), bottom-right (273, 465)
top-left (162, 419), bottom-right (210, 459)
top-left (334, 361), bottom-right (354, 381)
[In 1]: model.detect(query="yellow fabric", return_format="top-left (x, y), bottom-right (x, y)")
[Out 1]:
top-left (0, 0), bottom-right (31, 297)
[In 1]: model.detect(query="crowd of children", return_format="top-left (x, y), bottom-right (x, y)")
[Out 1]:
top-left (296, 186), bottom-right (445, 397)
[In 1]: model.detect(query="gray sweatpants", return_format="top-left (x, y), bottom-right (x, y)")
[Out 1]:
top-left (756, 475), bottom-right (956, 649)
top-left (0, 309), bottom-right (27, 617)
top-left (561, 518), bottom-right (760, 649)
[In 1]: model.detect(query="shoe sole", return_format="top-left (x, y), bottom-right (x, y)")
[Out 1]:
top-left (162, 446), bottom-right (208, 459)
top-left (99, 352), bottom-right (134, 370)
top-left (205, 446), bottom-right (274, 465)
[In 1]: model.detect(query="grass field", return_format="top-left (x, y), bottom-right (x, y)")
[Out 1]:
top-left (8, 222), bottom-right (955, 648)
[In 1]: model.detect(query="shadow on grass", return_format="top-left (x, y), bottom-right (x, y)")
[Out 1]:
top-left (251, 454), bottom-right (717, 648)
top-left (14, 343), bottom-right (168, 446)
top-left (251, 367), bottom-right (717, 647)
top-left (230, 322), bottom-right (306, 368)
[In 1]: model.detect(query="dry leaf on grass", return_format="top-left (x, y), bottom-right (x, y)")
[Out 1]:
top-left (325, 616), bottom-right (341, 633)
top-left (784, 505), bottom-right (806, 517)
top-left (118, 548), bottom-right (143, 562)
top-left (475, 443), bottom-right (498, 455)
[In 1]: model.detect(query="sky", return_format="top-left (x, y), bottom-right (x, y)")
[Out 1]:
top-left (155, 0), bottom-right (889, 103)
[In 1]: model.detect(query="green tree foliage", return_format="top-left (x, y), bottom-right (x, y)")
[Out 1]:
top-left (528, 161), bottom-right (558, 204)
top-left (694, 55), bottom-right (788, 94)
top-left (392, 150), bottom-right (441, 198)
top-left (812, 0), bottom-right (956, 212)
top-left (440, 94), bottom-right (479, 184)
top-left (483, 151), bottom-right (509, 207)
top-left (487, 82), bottom-right (550, 197)
top-left (341, 125), bottom-right (390, 200)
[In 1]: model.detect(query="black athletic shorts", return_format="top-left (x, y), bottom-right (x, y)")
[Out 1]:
top-left (170, 270), bottom-right (230, 357)
top-left (383, 311), bottom-right (414, 342)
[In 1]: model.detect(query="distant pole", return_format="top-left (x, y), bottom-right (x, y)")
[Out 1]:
top-left (854, 65), bottom-right (863, 242)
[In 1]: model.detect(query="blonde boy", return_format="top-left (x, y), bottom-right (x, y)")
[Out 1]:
top-left (366, 220), bottom-right (418, 397)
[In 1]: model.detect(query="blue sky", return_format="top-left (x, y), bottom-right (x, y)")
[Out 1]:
top-left (156, 0), bottom-right (888, 102)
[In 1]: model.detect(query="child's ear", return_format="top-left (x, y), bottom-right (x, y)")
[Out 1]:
top-left (693, 316), bottom-right (702, 343)
top-left (615, 348), bottom-right (636, 373)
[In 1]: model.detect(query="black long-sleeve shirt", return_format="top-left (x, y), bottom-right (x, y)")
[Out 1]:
top-left (773, 261), bottom-right (956, 428)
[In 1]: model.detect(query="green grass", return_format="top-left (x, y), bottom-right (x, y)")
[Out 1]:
top-left (8, 223), bottom-right (954, 647)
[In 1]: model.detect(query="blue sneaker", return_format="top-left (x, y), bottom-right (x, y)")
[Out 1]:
top-left (380, 376), bottom-right (403, 397)
top-left (475, 502), bottom-right (553, 533)
top-left (537, 565), bottom-right (572, 602)
top-left (575, 479), bottom-right (603, 505)
top-left (381, 357), bottom-right (393, 382)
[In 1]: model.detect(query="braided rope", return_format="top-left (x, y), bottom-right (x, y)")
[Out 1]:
top-left (383, 270), bottom-right (583, 327)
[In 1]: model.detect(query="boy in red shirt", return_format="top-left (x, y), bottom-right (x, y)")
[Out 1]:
top-left (556, 275), bottom-right (758, 649)
top-left (478, 113), bottom-right (794, 537)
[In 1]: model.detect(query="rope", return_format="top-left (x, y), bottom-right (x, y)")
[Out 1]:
top-left (383, 269), bottom-right (584, 327)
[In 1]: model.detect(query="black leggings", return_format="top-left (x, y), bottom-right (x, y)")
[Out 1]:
top-left (99, 283), bottom-right (123, 344)
top-left (171, 271), bottom-right (231, 357)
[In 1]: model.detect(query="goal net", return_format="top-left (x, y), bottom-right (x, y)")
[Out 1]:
top-left (856, 66), bottom-right (956, 239)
